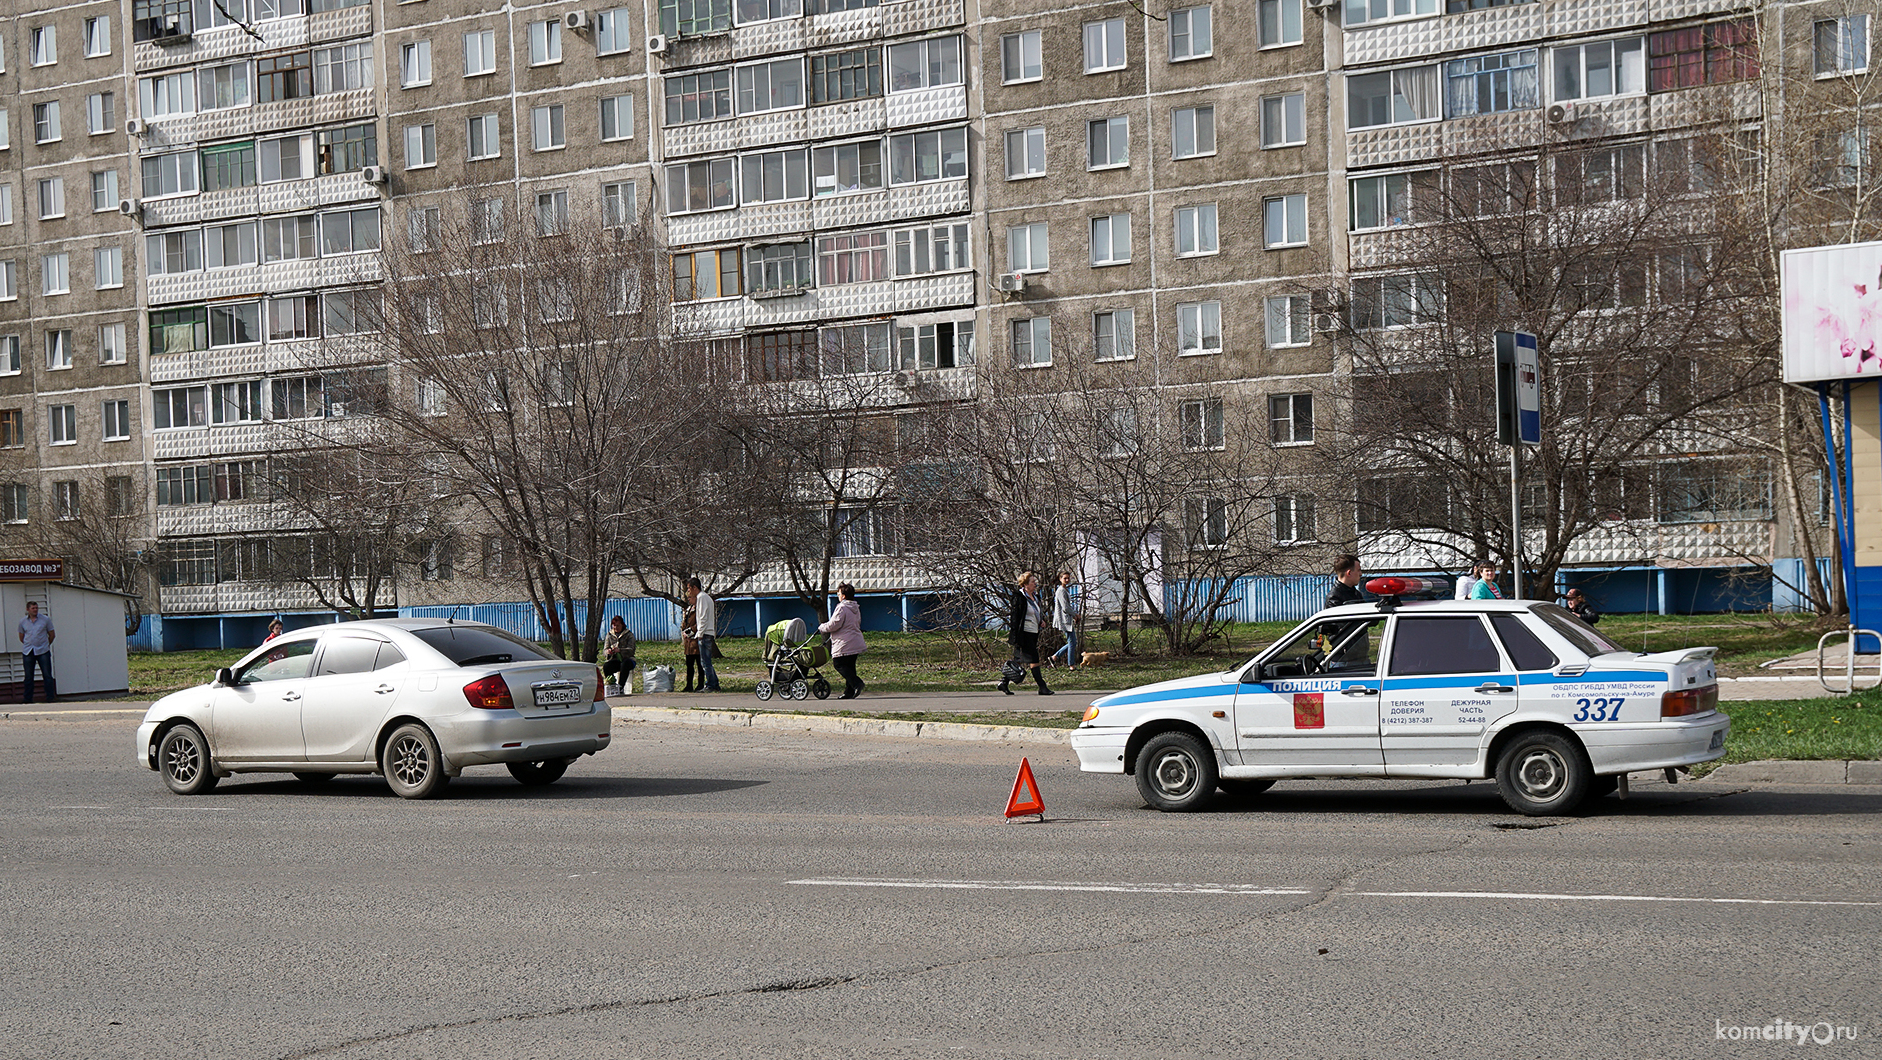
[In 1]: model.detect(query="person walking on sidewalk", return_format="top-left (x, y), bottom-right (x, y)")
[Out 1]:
top-left (1049, 571), bottom-right (1079, 669)
top-left (819, 583), bottom-right (868, 699)
top-left (17, 601), bottom-right (55, 703)
top-left (999, 570), bottom-right (1053, 696)
top-left (690, 577), bottom-right (721, 692)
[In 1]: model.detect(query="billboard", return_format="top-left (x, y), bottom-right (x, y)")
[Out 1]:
top-left (1782, 240), bottom-right (1882, 383)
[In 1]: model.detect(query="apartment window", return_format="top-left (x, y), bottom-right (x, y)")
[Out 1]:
top-left (1343, 0), bottom-right (1436, 28)
top-left (205, 222), bottom-right (259, 269)
top-left (0, 110), bottom-right (7, 149)
top-left (1009, 223), bottom-right (1049, 273)
top-left (1012, 317), bottom-right (1052, 367)
top-left (1647, 19), bottom-right (1758, 92)
top-left (49, 406), bottom-right (77, 446)
top-left (471, 198), bottom-right (505, 243)
top-left (1090, 214), bottom-right (1131, 266)
top-left (1347, 66), bottom-right (1441, 127)
top-left (209, 302), bottom-right (262, 347)
top-left (1264, 194), bottom-right (1308, 248)
top-left (30, 26), bottom-right (57, 66)
top-left (144, 152), bottom-right (199, 198)
top-left (1001, 31), bottom-right (1041, 83)
top-left (887, 36), bottom-right (962, 92)
top-left (1265, 295), bottom-right (1311, 347)
top-left (405, 206), bottom-right (441, 253)
top-left (1180, 397), bottom-right (1224, 449)
top-left (401, 41), bottom-right (432, 86)
top-left (321, 207), bottom-right (381, 254)
top-left (532, 105), bottom-right (566, 150)
top-left (889, 128), bottom-right (968, 184)
top-left (660, 0), bottom-right (733, 36)
top-left (532, 190), bottom-right (568, 236)
top-left (46, 329), bottom-right (74, 368)
top-left (741, 149), bottom-right (808, 203)
top-left (1553, 38), bottom-right (1644, 100)
top-left (1005, 127), bottom-right (1046, 178)
top-left (259, 134), bottom-right (312, 182)
top-left (893, 221), bottom-right (970, 276)
top-left (1088, 117), bottom-right (1129, 169)
top-left (1176, 203), bottom-right (1218, 256)
top-left (318, 125), bottom-right (375, 175)
top-left (100, 323), bottom-right (127, 364)
top-left (201, 142), bottom-right (258, 191)
top-left (1269, 393), bottom-right (1314, 444)
top-left (1174, 106), bottom-right (1216, 158)
top-left (257, 51), bottom-right (313, 102)
top-left (1349, 170), bottom-right (1436, 230)
top-left (1177, 302), bottom-right (1222, 355)
top-left (812, 140), bottom-right (883, 196)
top-left (1261, 94), bottom-right (1305, 148)
top-left (665, 70), bottom-right (734, 124)
top-left (0, 338), bottom-right (16, 375)
top-left (739, 0), bottom-right (801, 22)
top-left (272, 376), bottom-right (325, 420)
top-left (1557, 142), bottom-right (1644, 204)
top-left (146, 230), bottom-right (202, 275)
top-left (602, 181), bottom-right (637, 226)
top-left (197, 65), bottom-right (250, 117)
top-left (0, 262), bottom-right (12, 301)
top-left (212, 381), bottom-right (263, 424)
top-left (155, 385), bottom-right (209, 429)
top-left (404, 123), bottom-right (436, 168)
top-left (1171, 6), bottom-right (1212, 59)
top-left (34, 102), bottom-right (62, 144)
top-left (738, 58), bottom-right (804, 113)
top-left (259, 215), bottom-right (314, 262)
top-left (817, 232), bottom-right (888, 285)
top-left (84, 17), bottom-right (111, 57)
top-left (1259, 0), bottom-right (1300, 46)
top-left (596, 8), bottom-right (634, 54)
top-left (268, 295), bottom-right (317, 340)
top-left (467, 114), bottom-right (500, 160)
top-left (141, 72), bottom-right (195, 119)
top-left (1446, 49), bottom-right (1539, 116)
top-left (1, 484), bottom-right (27, 523)
top-left (1451, 160), bottom-right (1535, 216)
top-left (748, 242), bottom-right (814, 294)
top-left (90, 171), bottom-right (119, 212)
top-left (666, 157), bottom-right (736, 212)
top-left (324, 290), bottom-right (381, 336)
top-left (1351, 273), bottom-right (1442, 328)
top-left (95, 247), bottom-right (123, 289)
top-left (671, 248), bottom-right (741, 301)
top-left (0, 187), bottom-right (9, 225)
top-left (1084, 19), bottom-right (1126, 72)
top-left (155, 469), bottom-right (214, 510)
top-left (103, 400), bottom-right (132, 440)
top-left (106, 476), bottom-right (135, 516)
top-left (464, 30), bottom-right (497, 76)
top-left (529, 19), bottom-right (562, 65)
top-left (1093, 309), bottom-right (1135, 361)
top-left (87, 93), bottom-right (115, 134)
top-left (150, 308), bottom-right (210, 355)
top-left (892, 321), bottom-right (972, 371)
top-left (1274, 496), bottom-right (1316, 543)
top-left (600, 95), bottom-right (634, 140)
top-left (42, 254), bottom-right (70, 296)
top-left (1817, 17), bottom-right (1869, 76)
top-left (812, 47), bottom-right (882, 103)
top-left (314, 42), bottom-right (372, 93)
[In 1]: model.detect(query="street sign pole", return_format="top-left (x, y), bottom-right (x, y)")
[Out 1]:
top-left (1495, 331), bottom-right (1541, 600)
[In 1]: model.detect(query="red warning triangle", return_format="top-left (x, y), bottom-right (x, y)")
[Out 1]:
top-left (1005, 757), bottom-right (1045, 819)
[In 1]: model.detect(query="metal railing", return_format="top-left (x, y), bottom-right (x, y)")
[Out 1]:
top-left (1815, 627), bottom-right (1882, 694)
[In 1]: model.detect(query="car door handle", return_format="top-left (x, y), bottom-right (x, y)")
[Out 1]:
top-left (374, 684), bottom-right (396, 695)
top-left (1476, 684), bottom-right (1515, 694)
top-left (1341, 686), bottom-right (1378, 696)
top-left (281, 691), bottom-right (302, 701)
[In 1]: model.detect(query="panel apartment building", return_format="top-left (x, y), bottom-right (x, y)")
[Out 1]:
top-left (0, 0), bottom-right (1841, 645)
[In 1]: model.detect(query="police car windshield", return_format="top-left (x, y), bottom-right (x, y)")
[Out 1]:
top-left (1531, 603), bottom-right (1624, 657)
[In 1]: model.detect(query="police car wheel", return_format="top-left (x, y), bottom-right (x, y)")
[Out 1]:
top-left (1135, 732), bottom-right (1218, 812)
top-left (1494, 731), bottom-right (1590, 816)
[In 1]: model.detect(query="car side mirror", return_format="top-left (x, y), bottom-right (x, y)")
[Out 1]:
top-left (1242, 663), bottom-right (1266, 684)
top-left (214, 667), bottom-right (235, 687)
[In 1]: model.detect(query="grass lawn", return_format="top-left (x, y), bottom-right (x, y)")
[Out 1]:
top-left (1715, 691), bottom-right (1882, 764)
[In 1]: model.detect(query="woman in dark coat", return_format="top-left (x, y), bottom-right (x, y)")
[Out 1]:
top-left (999, 570), bottom-right (1053, 696)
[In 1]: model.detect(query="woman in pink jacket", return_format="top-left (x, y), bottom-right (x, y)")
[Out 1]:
top-left (818, 583), bottom-right (868, 700)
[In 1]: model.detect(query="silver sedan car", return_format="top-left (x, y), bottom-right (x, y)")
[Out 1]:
top-left (136, 619), bottom-right (612, 799)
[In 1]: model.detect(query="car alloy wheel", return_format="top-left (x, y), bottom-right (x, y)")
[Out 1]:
top-left (158, 724), bottom-right (218, 795)
top-left (383, 723), bottom-right (446, 799)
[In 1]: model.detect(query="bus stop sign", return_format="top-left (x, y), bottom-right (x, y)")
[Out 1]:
top-left (1495, 331), bottom-right (1541, 446)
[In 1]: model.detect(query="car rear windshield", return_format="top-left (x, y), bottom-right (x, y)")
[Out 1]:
top-left (411, 626), bottom-right (554, 667)
top-left (1530, 602), bottom-right (1624, 657)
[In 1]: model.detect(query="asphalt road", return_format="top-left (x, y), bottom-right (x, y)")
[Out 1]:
top-left (3, 714), bottom-right (1878, 1060)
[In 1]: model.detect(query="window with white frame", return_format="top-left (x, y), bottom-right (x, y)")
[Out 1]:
top-left (418, 378), bottom-right (447, 417)
top-left (1347, 66), bottom-right (1441, 127)
top-left (1269, 392), bottom-right (1313, 443)
top-left (813, 139), bottom-right (882, 195)
top-left (262, 215), bottom-right (316, 261)
top-left (1001, 31), bottom-right (1041, 83)
top-left (42, 253), bottom-right (69, 295)
top-left (104, 400), bottom-right (131, 440)
top-left (87, 93), bottom-right (114, 134)
top-left (1177, 301), bottom-right (1222, 355)
top-left (1265, 294), bottom-right (1310, 347)
top-left (321, 206), bottom-right (381, 254)
top-left (1344, 0), bottom-right (1436, 28)
top-left (49, 406), bottom-right (77, 446)
top-left (893, 221), bottom-right (970, 276)
top-left (1553, 37), bottom-right (1644, 100)
top-left (324, 289), bottom-right (380, 336)
top-left (1180, 397), bottom-right (1224, 450)
top-left (464, 30), bottom-right (496, 76)
top-left (0, 109), bottom-right (7, 149)
top-left (742, 148), bottom-right (808, 202)
top-left (529, 19), bottom-right (562, 65)
top-left (892, 320), bottom-right (973, 370)
top-left (1262, 93), bottom-right (1305, 147)
top-left (665, 70), bottom-right (734, 124)
top-left (259, 134), bottom-right (311, 182)
top-left (0, 261), bottom-right (12, 300)
top-left (1088, 116), bottom-right (1128, 168)
top-left (1102, 406), bottom-right (1139, 457)
top-left (404, 123), bottom-right (435, 167)
top-left (1093, 309), bottom-right (1135, 361)
top-left (100, 322), bottom-right (127, 364)
top-left (1006, 127), bottom-right (1045, 178)
top-left (1084, 19), bottom-right (1126, 72)
top-left (212, 380), bottom-right (263, 424)
top-left (1170, 6), bottom-right (1211, 59)
top-left (1176, 203), bottom-right (1218, 256)
top-left (1090, 213), bottom-right (1131, 265)
top-left (269, 295), bottom-right (318, 340)
top-left (596, 8), bottom-right (633, 54)
top-left (1445, 49), bottom-right (1539, 116)
top-left (199, 62), bottom-right (249, 110)
top-left (600, 95), bottom-right (634, 140)
top-left (538, 280), bottom-right (575, 323)
top-left (471, 198), bottom-right (504, 242)
top-left (272, 376), bottom-right (324, 420)
top-left (407, 206), bottom-right (440, 252)
top-left (1, 484), bottom-right (27, 523)
top-left (1816, 17), bottom-right (1869, 76)
top-left (603, 181), bottom-right (637, 226)
top-left (889, 128), bottom-right (967, 184)
top-left (205, 221), bottom-right (259, 268)
top-left (30, 26), bottom-right (56, 66)
top-left (1012, 316), bottom-right (1052, 366)
top-left (401, 41), bottom-right (432, 86)
top-left (1173, 105), bottom-right (1215, 158)
top-left (1274, 495), bottom-right (1315, 542)
top-left (534, 190), bottom-right (569, 236)
top-left (90, 170), bottom-right (119, 212)
top-left (314, 42), bottom-right (373, 93)
top-left (0, 336), bottom-right (17, 372)
top-left (95, 247), bottom-right (123, 288)
top-left (1184, 496), bottom-right (1228, 546)
top-left (209, 302), bottom-right (262, 347)
top-left (532, 104), bottom-right (565, 150)
top-left (1349, 170), bottom-right (1436, 230)
top-left (46, 330), bottom-right (74, 370)
top-left (737, 57), bottom-right (804, 113)
top-left (0, 186), bottom-right (10, 225)
top-left (667, 157), bottom-right (736, 212)
top-left (887, 36), bottom-right (962, 92)
top-left (739, 0), bottom-right (802, 23)
top-left (671, 248), bottom-right (740, 300)
top-left (144, 152), bottom-right (199, 197)
top-left (1556, 142), bottom-right (1642, 204)
top-left (141, 71), bottom-right (195, 119)
top-left (1009, 222), bottom-right (1048, 273)
top-left (467, 114), bottom-right (500, 159)
top-left (84, 17), bottom-right (111, 57)
top-left (145, 230), bottom-right (201, 274)
top-left (747, 242), bottom-right (814, 294)
top-left (1350, 273), bottom-right (1442, 328)
top-left (1264, 194), bottom-right (1308, 248)
top-left (1259, 0), bottom-right (1301, 46)
top-left (34, 102), bottom-right (62, 143)
top-left (816, 231), bottom-right (888, 285)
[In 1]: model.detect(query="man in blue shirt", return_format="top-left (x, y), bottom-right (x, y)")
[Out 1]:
top-left (17, 601), bottom-right (54, 703)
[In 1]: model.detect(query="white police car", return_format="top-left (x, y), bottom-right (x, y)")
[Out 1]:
top-left (1071, 578), bottom-right (1729, 816)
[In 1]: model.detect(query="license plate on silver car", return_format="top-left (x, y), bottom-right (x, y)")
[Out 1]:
top-left (534, 685), bottom-right (583, 708)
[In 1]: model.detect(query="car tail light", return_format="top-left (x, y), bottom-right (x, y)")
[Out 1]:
top-left (1661, 684), bottom-right (1718, 718)
top-left (464, 673), bottom-right (514, 710)
top-left (594, 667), bottom-right (606, 703)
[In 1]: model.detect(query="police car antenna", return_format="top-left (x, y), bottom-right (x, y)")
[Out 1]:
top-left (447, 604), bottom-right (463, 625)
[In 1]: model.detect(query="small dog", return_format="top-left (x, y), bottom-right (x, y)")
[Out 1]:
top-left (1080, 651), bottom-right (1111, 668)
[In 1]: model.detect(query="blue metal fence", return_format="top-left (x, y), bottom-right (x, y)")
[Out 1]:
top-left (399, 597), bottom-right (680, 643)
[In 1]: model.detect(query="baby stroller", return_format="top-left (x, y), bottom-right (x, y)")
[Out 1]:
top-left (757, 617), bottom-right (833, 701)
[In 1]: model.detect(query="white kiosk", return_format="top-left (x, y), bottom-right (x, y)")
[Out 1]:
top-left (0, 559), bottom-right (132, 702)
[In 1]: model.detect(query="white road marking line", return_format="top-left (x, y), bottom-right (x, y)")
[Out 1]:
top-left (47, 805), bottom-right (112, 810)
top-left (1352, 890), bottom-right (1882, 907)
top-left (788, 879), bottom-right (1882, 907)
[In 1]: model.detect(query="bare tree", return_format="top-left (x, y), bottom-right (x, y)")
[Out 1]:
top-left (28, 468), bottom-right (155, 622)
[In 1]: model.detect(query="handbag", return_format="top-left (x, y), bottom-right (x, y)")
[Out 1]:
top-left (1001, 659), bottom-right (1026, 683)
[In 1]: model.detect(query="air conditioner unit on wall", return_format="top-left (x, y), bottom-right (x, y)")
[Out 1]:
top-left (646, 33), bottom-right (669, 54)
top-left (1313, 312), bottom-right (1340, 333)
top-left (361, 165), bottom-right (389, 184)
top-left (565, 10), bottom-right (590, 29)
top-left (1546, 102), bottom-right (1579, 125)
top-left (994, 272), bottom-right (1026, 293)
top-left (126, 118), bottom-right (145, 135)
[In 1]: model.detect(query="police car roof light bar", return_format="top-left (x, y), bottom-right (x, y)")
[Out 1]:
top-left (1363, 576), bottom-right (1448, 612)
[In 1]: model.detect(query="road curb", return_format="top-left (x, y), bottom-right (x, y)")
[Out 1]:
top-left (1698, 759), bottom-right (1882, 785)
top-left (610, 706), bottom-right (1072, 745)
